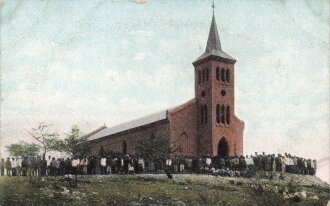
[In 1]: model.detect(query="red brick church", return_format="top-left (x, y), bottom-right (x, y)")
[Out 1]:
top-left (85, 14), bottom-right (245, 157)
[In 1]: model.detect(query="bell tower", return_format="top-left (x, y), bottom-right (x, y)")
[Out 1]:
top-left (193, 12), bottom-right (244, 157)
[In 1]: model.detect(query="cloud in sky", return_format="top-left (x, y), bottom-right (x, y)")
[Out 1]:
top-left (133, 52), bottom-right (147, 60)
top-left (0, 0), bottom-right (329, 182)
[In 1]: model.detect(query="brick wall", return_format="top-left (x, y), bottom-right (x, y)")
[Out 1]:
top-left (88, 120), bottom-right (170, 156)
top-left (168, 99), bottom-right (198, 157)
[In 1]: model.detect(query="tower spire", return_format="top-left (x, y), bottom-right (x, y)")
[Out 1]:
top-left (193, 4), bottom-right (236, 65)
top-left (205, 10), bottom-right (222, 52)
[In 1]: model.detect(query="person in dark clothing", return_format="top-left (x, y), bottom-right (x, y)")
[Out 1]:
top-left (5, 157), bottom-right (11, 176)
top-left (133, 157), bottom-right (139, 174)
top-left (239, 155), bottom-right (246, 171)
top-left (123, 155), bottom-right (130, 174)
top-left (59, 158), bottom-right (65, 176)
top-left (21, 157), bottom-right (27, 176)
top-left (50, 158), bottom-right (57, 176)
top-left (116, 157), bottom-right (122, 174)
top-left (218, 156), bottom-right (226, 170)
top-left (0, 158), bottom-right (4, 176)
top-left (253, 152), bottom-right (260, 171)
top-left (64, 157), bottom-right (72, 175)
top-left (275, 154), bottom-right (282, 172)
top-left (40, 158), bottom-right (47, 176)
top-left (89, 157), bottom-right (96, 175)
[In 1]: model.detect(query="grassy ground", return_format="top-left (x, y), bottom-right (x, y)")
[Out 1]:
top-left (0, 174), bottom-right (329, 206)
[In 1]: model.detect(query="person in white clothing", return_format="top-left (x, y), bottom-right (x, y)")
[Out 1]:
top-left (245, 155), bottom-right (254, 169)
top-left (46, 156), bottom-right (52, 176)
top-left (11, 158), bottom-right (17, 176)
top-left (71, 157), bottom-right (79, 175)
top-left (101, 157), bottom-right (107, 175)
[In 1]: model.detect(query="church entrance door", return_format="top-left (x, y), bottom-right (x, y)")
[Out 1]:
top-left (218, 137), bottom-right (229, 157)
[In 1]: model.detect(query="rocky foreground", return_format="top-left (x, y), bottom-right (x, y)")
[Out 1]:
top-left (0, 173), bottom-right (329, 205)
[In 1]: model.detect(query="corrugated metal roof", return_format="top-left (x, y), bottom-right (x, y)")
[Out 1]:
top-left (86, 98), bottom-right (196, 141)
top-left (87, 110), bottom-right (167, 141)
top-left (82, 125), bottom-right (107, 138)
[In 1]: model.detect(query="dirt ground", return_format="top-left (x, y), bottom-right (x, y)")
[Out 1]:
top-left (0, 173), bottom-right (329, 206)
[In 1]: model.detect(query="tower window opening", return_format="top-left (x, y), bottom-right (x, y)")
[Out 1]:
top-left (216, 67), bottom-right (220, 81)
top-left (226, 69), bottom-right (230, 83)
top-left (206, 68), bottom-right (209, 81)
top-left (221, 68), bottom-right (225, 82)
top-left (202, 70), bottom-right (205, 82)
top-left (226, 106), bottom-right (230, 124)
top-left (216, 104), bottom-right (220, 123)
top-left (204, 105), bottom-right (208, 125)
top-left (220, 105), bottom-right (225, 124)
top-left (221, 90), bottom-right (226, 96)
top-left (198, 70), bottom-right (201, 84)
top-left (200, 107), bottom-right (204, 125)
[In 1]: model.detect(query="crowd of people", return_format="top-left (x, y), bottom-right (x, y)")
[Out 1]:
top-left (0, 152), bottom-right (317, 179)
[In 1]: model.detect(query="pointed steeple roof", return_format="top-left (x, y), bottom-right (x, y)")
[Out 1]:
top-left (205, 14), bottom-right (222, 53)
top-left (193, 14), bottom-right (236, 65)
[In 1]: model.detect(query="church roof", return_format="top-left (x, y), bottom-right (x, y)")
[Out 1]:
top-left (86, 98), bottom-right (195, 141)
top-left (82, 125), bottom-right (107, 139)
top-left (87, 111), bottom-right (168, 141)
top-left (193, 14), bottom-right (236, 65)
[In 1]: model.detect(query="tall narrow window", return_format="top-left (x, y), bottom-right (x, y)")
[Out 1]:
top-left (150, 133), bottom-right (155, 141)
top-left (202, 70), bottom-right (205, 82)
top-left (204, 105), bottom-right (208, 124)
top-left (216, 67), bottom-right (220, 81)
top-left (123, 141), bottom-right (127, 154)
top-left (226, 106), bottom-right (230, 124)
top-left (200, 107), bottom-right (204, 125)
top-left (198, 70), bottom-right (201, 84)
top-left (226, 69), bottom-right (230, 83)
top-left (221, 68), bottom-right (225, 82)
top-left (216, 104), bottom-right (220, 123)
top-left (220, 105), bottom-right (225, 124)
top-left (206, 68), bottom-right (209, 81)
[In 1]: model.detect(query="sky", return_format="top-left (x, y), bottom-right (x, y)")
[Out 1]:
top-left (0, 0), bottom-right (329, 182)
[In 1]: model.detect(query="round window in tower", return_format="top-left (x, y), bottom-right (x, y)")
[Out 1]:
top-left (201, 91), bottom-right (206, 97)
top-left (221, 90), bottom-right (226, 96)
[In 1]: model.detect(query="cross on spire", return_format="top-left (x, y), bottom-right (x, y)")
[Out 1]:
top-left (192, 2), bottom-right (236, 65)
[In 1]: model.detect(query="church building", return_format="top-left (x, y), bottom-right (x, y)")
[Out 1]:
top-left (85, 14), bottom-right (245, 157)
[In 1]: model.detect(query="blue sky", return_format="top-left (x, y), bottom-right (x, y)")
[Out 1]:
top-left (1, 0), bottom-right (329, 181)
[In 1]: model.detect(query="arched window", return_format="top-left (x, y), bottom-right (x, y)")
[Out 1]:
top-left (216, 67), bottom-right (220, 81)
top-left (221, 68), bottom-right (225, 82)
top-left (226, 69), bottom-right (230, 83)
top-left (204, 105), bottom-right (208, 124)
top-left (198, 70), bottom-right (201, 84)
top-left (200, 107), bottom-right (204, 125)
top-left (226, 106), bottom-right (230, 124)
top-left (220, 105), bottom-right (225, 124)
top-left (216, 104), bottom-right (220, 123)
top-left (180, 132), bottom-right (189, 155)
top-left (206, 68), bottom-right (209, 81)
top-left (122, 141), bottom-right (127, 154)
